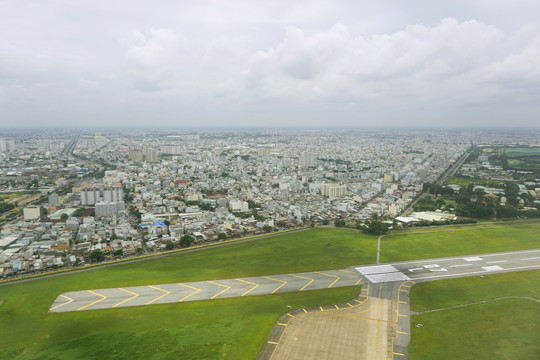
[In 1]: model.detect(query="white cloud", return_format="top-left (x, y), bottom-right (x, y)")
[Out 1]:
top-left (124, 28), bottom-right (191, 92)
top-left (240, 18), bottom-right (520, 104)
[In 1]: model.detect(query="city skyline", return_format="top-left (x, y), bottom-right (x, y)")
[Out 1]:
top-left (1, 1), bottom-right (539, 129)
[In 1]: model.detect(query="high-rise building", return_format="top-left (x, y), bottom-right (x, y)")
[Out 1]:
top-left (299, 153), bottom-right (316, 167)
top-left (80, 183), bottom-right (124, 206)
top-left (0, 139), bottom-right (16, 152)
top-left (322, 184), bottom-right (347, 198)
top-left (128, 146), bottom-right (158, 162)
top-left (95, 202), bottom-right (125, 217)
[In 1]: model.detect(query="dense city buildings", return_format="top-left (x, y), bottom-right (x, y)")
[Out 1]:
top-left (1, 128), bottom-right (540, 278)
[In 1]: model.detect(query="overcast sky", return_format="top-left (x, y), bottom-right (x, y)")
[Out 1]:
top-left (1, 1), bottom-right (539, 129)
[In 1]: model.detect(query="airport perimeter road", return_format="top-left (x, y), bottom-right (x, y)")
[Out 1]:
top-left (49, 269), bottom-right (362, 312)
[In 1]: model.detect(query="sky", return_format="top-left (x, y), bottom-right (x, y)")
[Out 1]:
top-left (1, 0), bottom-right (539, 129)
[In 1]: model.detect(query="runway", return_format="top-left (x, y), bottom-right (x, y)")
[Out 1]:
top-left (50, 249), bottom-right (540, 314)
top-left (355, 248), bottom-right (540, 284)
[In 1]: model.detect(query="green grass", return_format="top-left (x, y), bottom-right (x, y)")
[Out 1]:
top-left (1, 224), bottom-right (538, 360)
top-left (444, 175), bottom-right (506, 187)
top-left (380, 221), bottom-right (540, 262)
top-left (0, 283), bottom-right (359, 360)
top-left (409, 270), bottom-right (540, 360)
top-left (0, 228), bottom-right (373, 360)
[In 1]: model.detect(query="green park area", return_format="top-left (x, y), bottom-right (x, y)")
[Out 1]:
top-left (409, 270), bottom-right (540, 360)
top-left (0, 224), bottom-right (539, 359)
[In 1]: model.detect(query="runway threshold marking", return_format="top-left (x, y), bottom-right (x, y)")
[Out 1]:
top-left (112, 288), bottom-right (139, 308)
top-left (146, 285), bottom-right (170, 304)
top-left (314, 271), bottom-right (340, 288)
top-left (207, 281), bottom-right (231, 299)
top-left (262, 276), bottom-right (287, 293)
top-left (177, 283), bottom-right (201, 301)
top-left (288, 274), bottom-right (314, 290)
top-left (235, 279), bottom-right (259, 296)
top-left (77, 290), bottom-right (107, 311)
top-left (50, 294), bottom-right (73, 310)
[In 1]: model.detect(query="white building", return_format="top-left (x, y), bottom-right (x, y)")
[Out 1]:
top-left (95, 202), bottom-right (125, 217)
top-left (23, 206), bottom-right (41, 221)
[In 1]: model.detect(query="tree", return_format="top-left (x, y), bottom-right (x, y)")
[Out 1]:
top-left (334, 219), bottom-right (346, 227)
top-left (113, 249), bottom-right (123, 257)
top-left (61, 213), bottom-right (69, 220)
top-left (180, 235), bottom-right (195, 247)
top-left (365, 220), bottom-right (389, 235)
top-left (217, 232), bottom-right (227, 240)
top-left (165, 241), bottom-right (175, 250)
top-left (136, 247), bottom-right (144, 255)
top-left (262, 225), bottom-right (273, 233)
top-left (322, 219), bottom-right (329, 225)
top-left (90, 249), bottom-right (105, 262)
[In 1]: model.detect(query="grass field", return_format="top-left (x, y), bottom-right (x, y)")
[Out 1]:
top-left (444, 175), bottom-right (506, 187)
top-left (380, 221), bottom-right (540, 262)
top-left (0, 224), bottom-right (538, 359)
top-left (409, 270), bottom-right (540, 360)
top-left (0, 228), bottom-right (372, 360)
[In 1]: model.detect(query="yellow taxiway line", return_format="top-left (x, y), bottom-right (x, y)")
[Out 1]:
top-left (112, 288), bottom-right (139, 308)
top-left (235, 278), bottom-right (259, 296)
top-left (314, 271), bottom-right (340, 288)
top-left (77, 290), bottom-right (107, 311)
top-left (146, 285), bottom-right (170, 305)
top-left (288, 273), bottom-right (314, 291)
top-left (50, 294), bottom-right (74, 311)
top-left (207, 281), bottom-right (231, 299)
top-left (177, 283), bottom-right (201, 302)
top-left (262, 276), bottom-right (287, 293)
